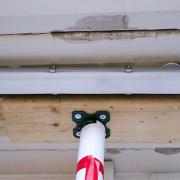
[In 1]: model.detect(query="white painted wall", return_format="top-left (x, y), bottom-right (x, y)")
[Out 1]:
top-left (1, 12), bottom-right (180, 34)
top-left (0, 143), bottom-right (180, 174)
top-left (1, 0), bottom-right (180, 15)
top-left (0, 0), bottom-right (180, 34)
top-left (0, 139), bottom-right (180, 179)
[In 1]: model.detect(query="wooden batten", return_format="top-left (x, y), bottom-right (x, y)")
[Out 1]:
top-left (0, 95), bottom-right (180, 144)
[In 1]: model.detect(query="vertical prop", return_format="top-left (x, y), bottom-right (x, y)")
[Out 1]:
top-left (72, 111), bottom-right (110, 180)
top-left (76, 122), bottom-right (105, 180)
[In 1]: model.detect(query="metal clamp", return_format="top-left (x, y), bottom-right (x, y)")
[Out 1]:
top-left (72, 111), bottom-right (110, 139)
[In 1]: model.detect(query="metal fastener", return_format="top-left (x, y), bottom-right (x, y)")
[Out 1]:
top-left (75, 113), bottom-right (82, 120)
top-left (99, 114), bottom-right (107, 120)
top-left (124, 65), bottom-right (132, 73)
top-left (76, 131), bottom-right (81, 137)
top-left (49, 65), bottom-right (57, 73)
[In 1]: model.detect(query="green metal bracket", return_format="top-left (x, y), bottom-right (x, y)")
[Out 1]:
top-left (72, 111), bottom-right (110, 139)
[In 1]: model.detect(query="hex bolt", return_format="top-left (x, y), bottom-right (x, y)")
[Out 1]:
top-left (99, 114), bottom-right (107, 120)
top-left (76, 131), bottom-right (81, 137)
top-left (75, 113), bottom-right (82, 120)
top-left (49, 65), bottom-right (56, 73)
top-left (124, 65), bottom-right (132, 73)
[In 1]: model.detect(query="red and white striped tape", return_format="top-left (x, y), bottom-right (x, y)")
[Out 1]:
top-left (77, 155), bottom-right (104, 180)
top-left (76, 122), bottom-right (105, 180)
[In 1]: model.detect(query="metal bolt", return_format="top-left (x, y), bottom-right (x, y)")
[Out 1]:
top-left (99, 114), bottom-right (107, 120)
top-left (163, 62), bottom-right (180, 68)
top-left (76, 131), bottom-right (81, 137)
top-left (49, 65), bottom-right (56, 73)
top-left (75, 113), bottom-right (82, 120)
top-left (124, 65), bottom-right (132, 73)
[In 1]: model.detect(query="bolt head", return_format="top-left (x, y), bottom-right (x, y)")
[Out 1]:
top-left (49, 65), bottom-right (56, 73)
top-left (99, 114), bottom-right (107, 120)
top-left (76, 131), bottom-right (81, 137)
top-left (75, 113), bottom-right (82, 120)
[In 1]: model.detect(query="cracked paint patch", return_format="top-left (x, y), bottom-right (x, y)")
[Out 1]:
top-left (51, 30), bottom-right (180, 42)
top-left (66, 15), bottom-right (129, 31)
top-left (155, 148), bottom-right (180, 155)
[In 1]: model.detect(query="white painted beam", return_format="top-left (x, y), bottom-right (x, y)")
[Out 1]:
top-left (0, 145), bottom-right (180, 174)
top-left (105, 161), bottom-right (114, 180)
top-left (0, 67), bottom-right (180, 94)
top-left (0, 32), bottom-right (180, 66)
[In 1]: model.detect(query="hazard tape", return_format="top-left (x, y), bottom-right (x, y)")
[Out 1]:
top-left (76, 155), bottom-right (104, 180)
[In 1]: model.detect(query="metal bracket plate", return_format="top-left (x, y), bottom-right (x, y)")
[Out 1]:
top-left (72, 111), bottom-right (110, 139)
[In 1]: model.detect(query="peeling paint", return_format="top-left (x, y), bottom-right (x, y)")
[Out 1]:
top-left (1, 30), bottom-right (180, 43)
top-left (52, 30), bottom-right (180, 42)
top-left (106, 148), bottom-right (146, 154)
top-left (66, 15), bottom-right (129, 31)
top-left (106, 148), bottom-right (121, 154)
top-left (0, 29), bottom-right (180, 67)
top-left (155, 148), bottom-right (180, 155)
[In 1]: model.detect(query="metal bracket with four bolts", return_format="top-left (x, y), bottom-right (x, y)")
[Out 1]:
top-left (72, 111), bottom-right (110, 138)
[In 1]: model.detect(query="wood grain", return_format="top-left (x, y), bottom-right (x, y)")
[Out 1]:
top-left (1, 96), bottom-right (180, 143)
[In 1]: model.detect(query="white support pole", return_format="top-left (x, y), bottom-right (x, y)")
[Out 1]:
top-left (76, 121), bottom-right (105, 180)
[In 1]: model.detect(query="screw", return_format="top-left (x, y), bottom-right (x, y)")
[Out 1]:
top-left (76, 131), bottom-right (81, 137)
top-left (99, 114), bottom-right (107, 120)
top-left (75, 113), bottom-right (82, 120)
top-left (49, 65), bottom-right (56, 73)
top-left (124, 65), bottom-right (132, 73)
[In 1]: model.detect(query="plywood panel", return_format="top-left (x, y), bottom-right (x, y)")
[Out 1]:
top-left (1, 96), bottom-right (180, 143)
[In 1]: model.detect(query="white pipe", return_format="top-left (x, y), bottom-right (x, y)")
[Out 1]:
top-left (0, 66), bottom-right (180, 94)
top-left (76, 122), bottom-right (105, 180)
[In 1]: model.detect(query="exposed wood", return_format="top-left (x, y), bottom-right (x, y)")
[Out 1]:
top-left (0, 99), bottom-right (6, 137)
top-left (1, 96), bottom-right (180, 143)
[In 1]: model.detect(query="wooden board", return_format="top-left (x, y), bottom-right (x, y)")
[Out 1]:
top-left (1, 96), bottom-right (180, 143)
